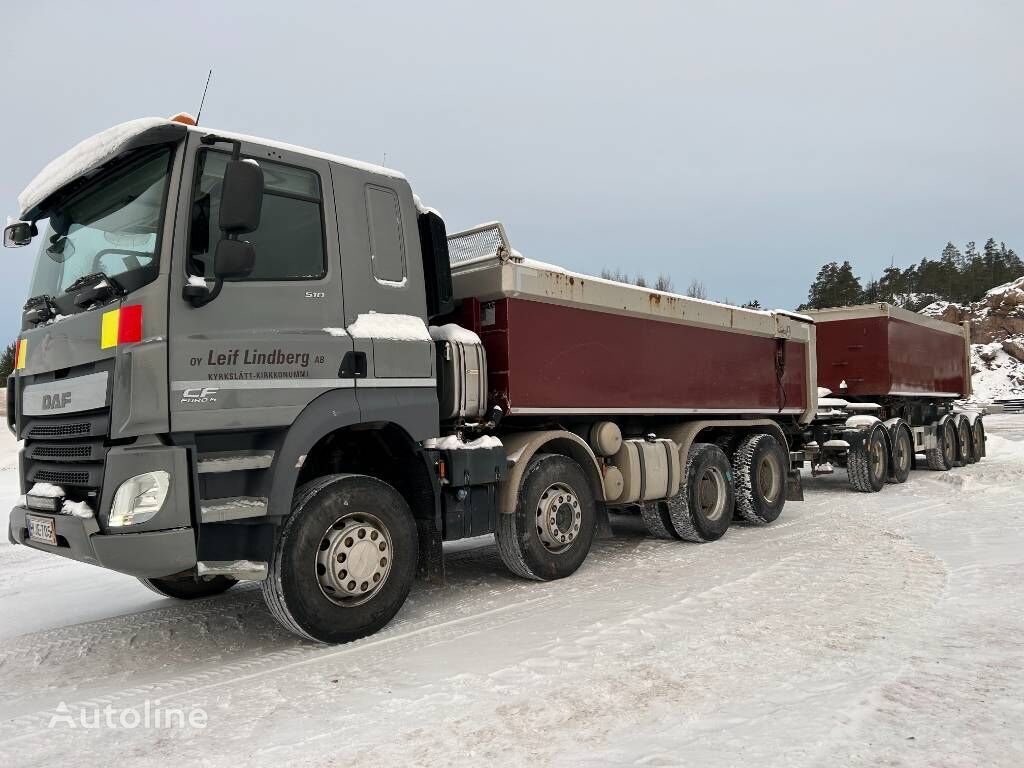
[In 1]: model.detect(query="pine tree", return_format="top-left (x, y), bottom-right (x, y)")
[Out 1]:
top-left (0, 342), bottom-right (16, 387)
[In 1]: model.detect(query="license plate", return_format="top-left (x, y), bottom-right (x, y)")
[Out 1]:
top-left (26, 515), bottom-right (57, 546)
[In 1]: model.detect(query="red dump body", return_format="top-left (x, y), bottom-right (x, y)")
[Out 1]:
top-left (447, 246), bottom-right (816, 422)
top-left (810, 304), bottom-right (971, 399)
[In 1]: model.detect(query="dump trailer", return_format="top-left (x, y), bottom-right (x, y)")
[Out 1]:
top-left (5, 116), bottom-right (826, 643)
top-left (789, 303), bottom-right (984, 492)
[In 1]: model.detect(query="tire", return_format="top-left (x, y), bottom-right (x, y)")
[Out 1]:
top-left (261, 474), bottom-right (418, 644)
top-left (847, 424), bottom-right (888, 492)
top-left (972, 418), bottom-right (986, 461)
top-left (639, 500), bottom-right (678, 540)
top-left (957, 416), bottom-right (976, 464)
top-left (496, 453), bottom-right (597, 581)
top-left (732, 433), bottom-right (787, 524)
top-left (139, 574), bottom-right (237, 599)
top-left (665, 443), bottom-right (734, 543)
top-left (926, 419), bottom-right (957, 471)
top-left (887, 425), bottom-right (913, 484)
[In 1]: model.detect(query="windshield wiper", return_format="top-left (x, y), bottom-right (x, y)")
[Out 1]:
top-left (67, 272), bottom-right (126, 308)
top-left (23, 294), bottom-right (59, 325)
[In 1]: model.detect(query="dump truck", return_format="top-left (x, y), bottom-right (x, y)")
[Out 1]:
top-left (790, 303), bottom-right (983, 492)
top-left (3, 116), bottom-right (981, 643)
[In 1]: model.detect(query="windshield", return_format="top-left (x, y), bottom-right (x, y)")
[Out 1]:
top-left (27, 147), bottom-right (173, 306)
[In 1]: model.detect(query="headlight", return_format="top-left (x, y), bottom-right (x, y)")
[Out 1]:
top-left (108, 471), bottom-right (170, 527)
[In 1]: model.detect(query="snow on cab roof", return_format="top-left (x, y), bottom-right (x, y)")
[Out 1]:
top-left (18, 117), bottom-right (405, 218)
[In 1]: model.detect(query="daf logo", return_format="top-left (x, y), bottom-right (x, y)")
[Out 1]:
top-left (181, 386), bottom-right (219, 404)
top-left (41, 392), bottom-right (72, 411)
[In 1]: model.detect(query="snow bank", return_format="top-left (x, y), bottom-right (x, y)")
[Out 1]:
top-left (429, 324), bottom-right (481, 345)
top-left (347, 313), bottom-right (432, 342)
top-left (423, 435), bottom-right (503, 450)
top-left (19, 117), bottom-right (170, 215)
top-left (967, 338), bottom-right (1024, 403)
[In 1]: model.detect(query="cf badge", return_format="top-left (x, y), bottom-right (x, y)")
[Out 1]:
top-left (181, 386), bottom-right (219, 404)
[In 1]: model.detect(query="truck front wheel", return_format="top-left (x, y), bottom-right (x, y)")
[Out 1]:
top-left (262, 474), bottom-right (418, 644)
top-left (496, 453), bottom-right (597, 581)
top-left (139, 575), bottom-right (237, 599)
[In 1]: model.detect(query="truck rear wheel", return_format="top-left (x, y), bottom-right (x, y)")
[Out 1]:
top-left (261, 474), bottom-right (418, 644)
top-left (957, 416), bottom-right (976, 464)
top-left (926, 419), bottom-right (957, 471)
top-left (496, 453), bottom-right (597, 580)
top-left (139, 575), bottom-right (237, 600)
top-left (732, 433), bottom-right (787, 524)
top-left (972, 418), bottom-right (986, 461)
top-left (666, 443), bottom-right (734, 542)
top-left (847, 424), bottom-right (888, 492)
top-left (887, 425), bottom-right (913, 484)
top-left (640, 500), bottom-right (679, 540)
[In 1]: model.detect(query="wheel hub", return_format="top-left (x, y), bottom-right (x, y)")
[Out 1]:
top-left (536, 483), bottom-right (581, 553)
top-left (698, 467), bottom-right (726, 520)
top-left (316, 513), bottom-right (392, 606)
top-left (757, 454), bottom-right (781, 502)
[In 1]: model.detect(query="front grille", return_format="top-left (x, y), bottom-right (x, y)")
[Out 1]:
top-left (29, 421), bottom-right (92, 438)
top-left (18, 382), bottom-right (111, 498)
top-left (28, 443), bottom-right (95, 460)
top-left (33, 468), bottom-right (91, 486)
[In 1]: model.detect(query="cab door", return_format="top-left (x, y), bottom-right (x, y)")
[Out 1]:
top-left (328, 163), bottom-right (434, 386)
top-left (168, 133), bottom-right (354, 433)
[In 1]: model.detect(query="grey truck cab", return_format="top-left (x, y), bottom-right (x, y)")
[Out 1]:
top-left (5, 116), bottom-right (475, 641)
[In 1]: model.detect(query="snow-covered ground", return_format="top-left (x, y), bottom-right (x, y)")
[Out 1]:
top-left (1, 419), bottom-right (1023, 767)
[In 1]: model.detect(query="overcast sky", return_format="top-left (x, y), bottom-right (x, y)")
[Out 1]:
top-left (1, 0), bottom-right (1022, 340)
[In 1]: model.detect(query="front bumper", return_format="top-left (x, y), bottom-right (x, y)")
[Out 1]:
top-left (9, 440), bottom-right (198, 578)
top-left (8, 505), bottom-right (196, 577)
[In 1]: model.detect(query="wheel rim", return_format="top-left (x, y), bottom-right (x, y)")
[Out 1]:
top-left (757, 453), bottom-right (781, 503)
top-left (315, 511), bottom-right (393, 607)
top-left (697, 466), bottom-right (727, 521)
top-left (870, 432), bottom-right (886, 479)
top-left (895, 430), bottom-right (911, 472)
top-left (958, 421), bottom-right (971, 460)
top-left (536, 482), bottom-right (582, 553)
top-left (942, 422), bottom-right (956, 465)
top-left (973, 421), bottom-right (985, 455)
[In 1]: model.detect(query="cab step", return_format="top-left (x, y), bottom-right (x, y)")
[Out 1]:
top-left (200, 496), bottom-right (269, 523)
top-left (197, 450), bottom-right (275, 474)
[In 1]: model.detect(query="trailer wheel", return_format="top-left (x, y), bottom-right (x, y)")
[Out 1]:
top-left (847, 424), bottom-right (888, 492)
top-left (887, 425), bottom-right (913, 484)
top-left (261, 474), bottom-right (418, 643)
top-left (665, 443), bottom-right (734, 542)
top-left (496, 453), bottom-right (597, 580)
top-left (139, 575), bottom-right (237, 600)
top-left (732, 433), bottom-right (787, 524)
top-left (926, 419), bottom-right (957, 471)
top-left (972, 418), bottom-right (986, 461)
top-left (957, 416), bottom-right (976, 464)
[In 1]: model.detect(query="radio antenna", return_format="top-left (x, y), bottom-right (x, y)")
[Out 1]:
top-left (195, 69), bottom-right (213, 125)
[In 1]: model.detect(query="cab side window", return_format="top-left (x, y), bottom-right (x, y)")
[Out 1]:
top-left (189, 150), bottom-right (326, 280)
top-left (365, 185), bottom-right (406, 284)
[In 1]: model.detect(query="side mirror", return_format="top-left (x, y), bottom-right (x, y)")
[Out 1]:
top-left (4, 221), bottom-right (37, 248)
top-left (214, 238), bottom-right (255, 279)
top-left (417, 211), bottom-right (454, 320)
top-left (219, 160), bottom-right (264, 234)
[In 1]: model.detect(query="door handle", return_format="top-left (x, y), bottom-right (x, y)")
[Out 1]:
top-left (339, 351), bottom-right (367, 379)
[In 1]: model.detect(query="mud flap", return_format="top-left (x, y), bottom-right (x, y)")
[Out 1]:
top-left (785, 469), bottom-right (804, 501)
top-left (416, 518), bottom-right (445, 584)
